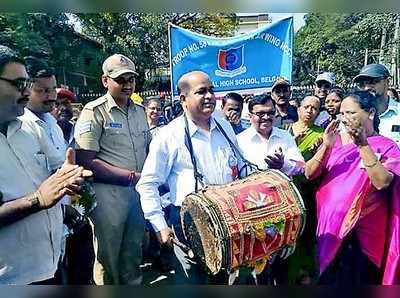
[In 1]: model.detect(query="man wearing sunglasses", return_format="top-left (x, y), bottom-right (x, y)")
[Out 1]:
top-left (271, 77), bottom-right (298, 128)
top-left (353, 63), bottom-right (400, 145)
top-left (74, 54), bottom-right (149, 285)
top-left (314, 72), bottom-right (335, 127)
top-left (0, 46), bottom-right (91, 285)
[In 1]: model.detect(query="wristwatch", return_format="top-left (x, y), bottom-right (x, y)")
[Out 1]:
top-left (27, 192), bottom-right (41, 210)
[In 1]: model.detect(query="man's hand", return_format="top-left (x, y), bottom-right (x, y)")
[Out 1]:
top-left (156, 227), bottom-right (174, 247)
top-left (37, 148), bottom-right (93, 209)
top-left (227, 110), bottom-right (241, 125)
top-left (129, 171), bottom-right (141, 186)
top-left (265, 147), bottom-right (284, 170)
top-left (294, 130), bottom-right (308, 145)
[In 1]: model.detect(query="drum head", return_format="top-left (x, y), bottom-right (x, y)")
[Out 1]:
top-left (181, 194), bottom-right (225, 275)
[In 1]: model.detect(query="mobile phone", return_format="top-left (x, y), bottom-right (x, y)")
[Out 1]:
top-left (392, 125), bottom-right (400, 132)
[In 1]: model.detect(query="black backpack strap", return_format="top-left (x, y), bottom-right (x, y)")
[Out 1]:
top-left (214, 120), bottom-right (261, 177)
top-left (183, 114), bottom-right (204, 192)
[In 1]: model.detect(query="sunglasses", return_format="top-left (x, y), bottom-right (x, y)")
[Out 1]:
top-left (250, 111), bottom-right (276, 118)
top-left (357, 77), bottom-right (385, 86)
top-left (316, 82), bottom-right (332, 89)
top-left (0, 77), bottom-right (34, 92)
top-left (109, 76), bottom-right (135, 85)
top-left (273, 86), bottom-right (290, 93)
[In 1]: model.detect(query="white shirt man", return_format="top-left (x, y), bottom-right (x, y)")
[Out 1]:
top-left (353, 63), bottom-right (400, 146)
top-left (137, 114), bottom-right (239, 232)
top-left (136, 71), bottom-right (241, 284)
top-left (237, 94), bottom-right (304, 177)
top-left (19, 108), bottom-right (66, 171)
top-left (379, 97), bottom-right (400, 145)
top-left (0, 119), bottom-right (63, 284)
top-left (0, 50), bottom-right (91, 285)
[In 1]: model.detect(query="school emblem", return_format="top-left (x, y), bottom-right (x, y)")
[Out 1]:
top-left (215, 45), bottom-right (247, 78)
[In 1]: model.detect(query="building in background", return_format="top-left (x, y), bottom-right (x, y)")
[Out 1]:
top-left (235, 13), bottom-right (272, 35)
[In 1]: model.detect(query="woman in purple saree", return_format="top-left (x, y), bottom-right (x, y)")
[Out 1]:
top-left (305, 90), bottom-right (400, 285)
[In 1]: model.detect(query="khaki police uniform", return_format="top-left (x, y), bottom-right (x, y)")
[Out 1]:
top-left (74, 92), bottom-right (150, 285)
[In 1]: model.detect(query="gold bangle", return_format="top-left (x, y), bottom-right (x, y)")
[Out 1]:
top-left (363, 159), bottom-right (378, 168)
top-left (314, 157), bottom-right (322, 163)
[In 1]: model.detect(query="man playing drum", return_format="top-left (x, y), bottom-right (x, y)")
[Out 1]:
top-left (136, 71), bottom-right (242, 284)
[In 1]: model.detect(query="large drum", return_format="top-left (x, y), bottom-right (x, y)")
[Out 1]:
top-left (180, 170), bottom-right (305, 275)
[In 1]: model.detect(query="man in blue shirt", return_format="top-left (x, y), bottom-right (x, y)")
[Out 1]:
top-left (221, 92), bottom-right (246, 135)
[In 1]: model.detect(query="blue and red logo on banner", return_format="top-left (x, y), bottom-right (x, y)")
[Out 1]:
top-left (169, 17), bottom-right (293, 96)
top-left (218, 46), bottom-right (243, 71)
top-left (216, 45), bottom-right (247, 78)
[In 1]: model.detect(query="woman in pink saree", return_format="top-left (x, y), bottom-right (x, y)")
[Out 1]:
top-left (305, 90), bottom-right (400, 285)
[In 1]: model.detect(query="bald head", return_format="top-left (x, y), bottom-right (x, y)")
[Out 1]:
top-left (177, 71), bottom-right (216, 124)
top-left (177, 71), bottom-right (211, 96)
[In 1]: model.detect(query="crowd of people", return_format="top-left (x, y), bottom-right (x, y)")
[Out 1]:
top-left (1, 43), bottom-right (400, 285)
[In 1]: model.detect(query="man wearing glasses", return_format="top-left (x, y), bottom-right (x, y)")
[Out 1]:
top-left (19, 57), bottom-right (67, 175)
top-left (353, 63), bottom-right (400, 145)
top-left (74, 54), bottom-right (149, 284)
top-left (314, 72), bottom-right (335, 127)
top-left (237, 94), bottom-right (304, 177)
top-left (0, 45), bottom-right (91, 284)
top-left (236, 94), bottom-right (304, 285)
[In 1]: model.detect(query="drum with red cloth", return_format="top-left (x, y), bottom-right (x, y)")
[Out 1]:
top-left (180, 169), bottom-right (305, 275)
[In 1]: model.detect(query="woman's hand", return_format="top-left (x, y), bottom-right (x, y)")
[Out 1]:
top-left (323, 119), bottom-right (340, 148)
top-left (345, 117), bottom-right (368, 147)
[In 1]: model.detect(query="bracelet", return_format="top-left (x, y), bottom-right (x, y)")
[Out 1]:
top-left (314, 157), bottom-right (323, 163)
top-left (363, 158), bottom-right (379, 168)
top-left (27, 191), bottom-right (41, 210)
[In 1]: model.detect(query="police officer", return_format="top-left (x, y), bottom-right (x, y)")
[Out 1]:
top-left (74, 54), bottom-right (150, 285)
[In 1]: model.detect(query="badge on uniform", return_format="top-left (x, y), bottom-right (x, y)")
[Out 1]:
top-left (109, 122), bottom-right (123, 129)
top-left (228, 155), bottom-right (239, 180)
top-left (78, 121), bottom-right (92, 135)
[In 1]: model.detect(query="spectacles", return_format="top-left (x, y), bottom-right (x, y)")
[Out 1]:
top-left (148, 106), bottom-right (161, 112)
top-left (316, 82), bottom-right (332, 89)
top-left (250, 111), bottom-right (275, 118)
top-left (357, 77), bottom-right (385, 86)
top-left (0, 77), bottom-right (33, 92)
top-left (109, 76), bottom-right (135, 85)
top-left (273, 86), bottom-right (290, 93)
top-left (33, 86), bottom-right (57, 95)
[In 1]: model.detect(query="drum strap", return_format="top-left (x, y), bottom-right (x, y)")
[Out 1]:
top-left (183, 114), bottom-right (205, 192)
top-left (214, 120), bottom-right (261, 176)
top-left (183, 114), bottom-right (261, 191)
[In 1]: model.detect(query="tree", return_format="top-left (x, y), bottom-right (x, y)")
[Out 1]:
top-left (0, 13), bottom-right (105, 91)
top-left (72, 13), bottom-right (238, 91)
top-left (293, 13), bottom-right (398, 86)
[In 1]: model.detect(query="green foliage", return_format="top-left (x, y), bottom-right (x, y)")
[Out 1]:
top-left (73, 13), bottom-right (238, 91)
top-left (0, 13), bottom-right (105, 91)
top-left (294, 13), bottom-right (398, 86)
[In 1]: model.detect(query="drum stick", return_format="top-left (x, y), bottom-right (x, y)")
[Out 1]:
top-left (172, 238), bottom-right (194, 259)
